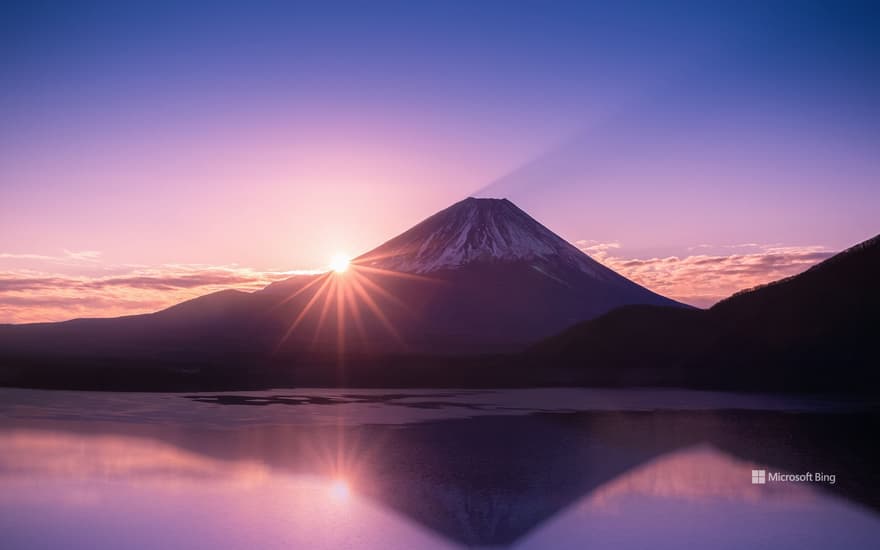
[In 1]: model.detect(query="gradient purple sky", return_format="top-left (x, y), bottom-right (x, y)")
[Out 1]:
top-left (1, 1), bottom-right (878, 321)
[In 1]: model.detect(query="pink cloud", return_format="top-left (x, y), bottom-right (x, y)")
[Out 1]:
top-left (0, 250), bottom-right (102, 265)
top-left (576, 241), bottom-right (834, 308)
top-left (0, 241), bottom-right (837, 323)
top-left (0, 264), bottom-right (309, 323)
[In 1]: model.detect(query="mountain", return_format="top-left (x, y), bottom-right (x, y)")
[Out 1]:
top-left (338, 197), bottom-right (681, 351)
top-left (531, 233), bottom-right (880, 392)
top-left (357, 198), bottom-right (621, 278)
top-left (0, 198), bottom-right (682, 386)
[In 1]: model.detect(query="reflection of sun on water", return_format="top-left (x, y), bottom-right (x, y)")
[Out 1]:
top-left (329, 253), bottom-right (350, 274)
top-left (329, 478), bottom-right (351, 501)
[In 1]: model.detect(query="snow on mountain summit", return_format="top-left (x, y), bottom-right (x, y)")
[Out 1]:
top-left (355, 197), bottom-right (618, 279)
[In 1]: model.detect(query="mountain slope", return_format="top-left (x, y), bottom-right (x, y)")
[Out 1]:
top-left (0, 197), bottom-right (685, 384)
top-left (357, 197), bottom-right (623, 281)
top-left (532, 233), bottom-right (880, 391)
top-left (341, 197), bottom-right (681, 351)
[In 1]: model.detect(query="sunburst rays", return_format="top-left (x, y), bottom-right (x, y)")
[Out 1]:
top-left (352, 263), bottom-right (438, 283)
top-left (274, 273), bottom-right (335, 352)
top-left (272, 263), bottom-right (435, 354)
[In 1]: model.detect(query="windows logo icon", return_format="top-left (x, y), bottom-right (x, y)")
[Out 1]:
top-left (752, 469), bottom-right (766, 484)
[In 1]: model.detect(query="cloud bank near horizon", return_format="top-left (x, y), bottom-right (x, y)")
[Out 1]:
top-left (0, 241), bottom-right (836, 323)
top-left (0, 260), bottom-right (317, 323)
top-left (578, 240), bottom-right (834, 308)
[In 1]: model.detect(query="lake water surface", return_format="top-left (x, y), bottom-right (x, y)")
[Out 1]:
top-left (1, 388), bottom-right (878, 549)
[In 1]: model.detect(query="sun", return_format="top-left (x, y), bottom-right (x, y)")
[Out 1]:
top-left (329, 253), bottom-right (350, 273)
top-left (328, 478), bottom-right (350, 501)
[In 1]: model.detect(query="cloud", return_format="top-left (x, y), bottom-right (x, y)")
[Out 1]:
top-left (0, 264), bottom-right (312, 323)
top-left (0, 242), bottom-right (837, 322)
top-left (0, 272), bottom-right (273, 293)
top-left (575, 239), bottom-right (622, 255)
top-left (577, 241), bottom-right (834, 308)
top-left (0, 250), bottom-right (102, 264)
top-left (62, 250), bottom-right (103, 261)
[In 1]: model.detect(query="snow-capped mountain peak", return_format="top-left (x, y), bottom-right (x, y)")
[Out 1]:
top-left (355, 197), bottom-right (615, 279)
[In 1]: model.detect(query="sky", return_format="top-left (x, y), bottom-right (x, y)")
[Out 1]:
top-left (1, 0), bottom-right (879, 321)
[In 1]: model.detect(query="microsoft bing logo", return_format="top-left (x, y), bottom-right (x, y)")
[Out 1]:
top-left (752, 469), bottom-right (766, 484)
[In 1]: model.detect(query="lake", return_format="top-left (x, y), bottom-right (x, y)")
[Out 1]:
top-left (1, 388), bottom-right (878, 549)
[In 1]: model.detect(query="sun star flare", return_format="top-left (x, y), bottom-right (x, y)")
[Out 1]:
top-left (329, 253), bottom-right (351, 274)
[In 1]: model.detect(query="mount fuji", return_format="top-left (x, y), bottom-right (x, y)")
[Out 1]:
top-left (0, 198), bottom-right (683, 386)
top-left (358, 198), bottom-right (618, 277)
top-left (336, 197), bottom-right (681, 351)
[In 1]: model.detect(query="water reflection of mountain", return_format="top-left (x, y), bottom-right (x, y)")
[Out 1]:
top-left (2, 408), bottom-right (878, 547)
